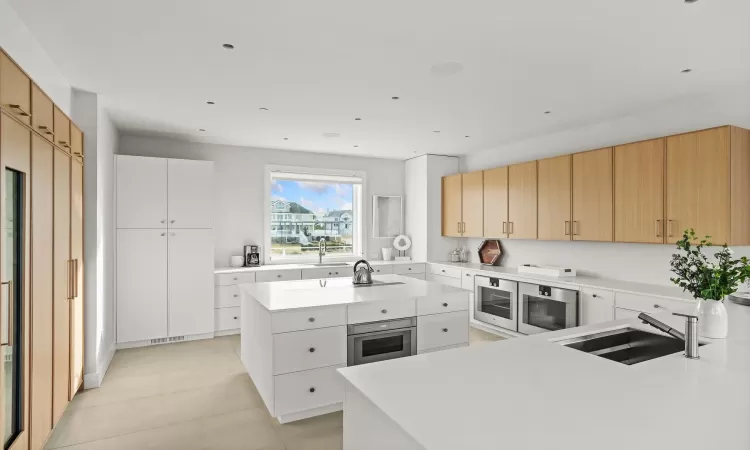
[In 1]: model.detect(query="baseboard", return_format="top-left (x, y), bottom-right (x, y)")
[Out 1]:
top-left (116, 332), bottom-right (215, 350)
top-left (215, 329), bottom-right (240, 337)
top-left (277, 403), bottom-right (343, 424)
top-left (470, 321), bottom-right (521, 339)
top-left (83, 342), bottom-right (116, 390)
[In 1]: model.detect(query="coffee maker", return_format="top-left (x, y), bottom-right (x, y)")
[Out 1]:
top-left (244, 245), bottom-right (261, 267)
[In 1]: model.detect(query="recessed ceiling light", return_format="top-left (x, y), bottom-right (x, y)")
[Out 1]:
top-left (199, 128), bottom-right (206, 132)
top-left (681, 68), bottom-right (692, 73)
top-left (206, 101), bottom-right (214, 105)
top-left (391, 96), bottom-right (400, 100)
top-left (283, 137), bottom-right (288, 140)
top-left (684, 0), bottom-right (698, 3)
top-left (222, 44), bottom-right (234, 50)
top-left (433, 130), bottom-right (441, 133)
top-left (323, 133), bottom-right (341, 139)
top-left (465, 135), bottom-right (470, 138)
top-left (430, 61), bottom-right (464, 77)
top-left (353, 145), bottom-right (359, 148)
top-left (354, 118), bottom-right (361, 121)
top-left (544, 111), bottom-right (552, 114)
top-left (259, 107), bottom-right (269, 111)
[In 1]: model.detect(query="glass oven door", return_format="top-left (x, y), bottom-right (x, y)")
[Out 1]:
top-left (518, 282), bottom-right (579, 335)
top-left (474, 277), bottom-right (518, 331)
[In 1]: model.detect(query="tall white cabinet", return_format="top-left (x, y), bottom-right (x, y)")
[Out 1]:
top-left (116, 155), bottom-right (214, 345)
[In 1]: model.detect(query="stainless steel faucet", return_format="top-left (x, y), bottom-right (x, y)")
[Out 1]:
top-left (318, 238), bottom-right (326, 264)
top-left (638, 312), bottom-right (699, 359)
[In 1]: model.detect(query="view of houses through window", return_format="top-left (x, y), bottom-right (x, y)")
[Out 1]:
top-left (269, 175), bottom-right (359, 259)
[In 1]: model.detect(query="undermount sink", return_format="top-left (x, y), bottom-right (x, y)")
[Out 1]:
top-left (557, 327), bottom-right (703, 366)
top-left (353, 280), bottom-right (405, 288)
top-left (309, 263), bottom-right (351, 267)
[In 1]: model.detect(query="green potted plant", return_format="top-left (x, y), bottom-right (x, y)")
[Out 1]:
top-left (670, 229), bottom-right (750, 339)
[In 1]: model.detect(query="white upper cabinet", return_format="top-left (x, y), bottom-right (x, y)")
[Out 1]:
top-left (167, 159), bottom-right (214, 229)
top-left (116, 155), bottom-right (168, 228)
top-left (168, 229), bottom-right (215, 337)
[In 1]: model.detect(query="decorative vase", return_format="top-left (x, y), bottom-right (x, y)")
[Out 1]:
top-left (694, 299), bottom-right (728, 339)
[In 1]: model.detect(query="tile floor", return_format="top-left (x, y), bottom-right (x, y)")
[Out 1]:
top-left (45, 327), bottom-right (503, 450)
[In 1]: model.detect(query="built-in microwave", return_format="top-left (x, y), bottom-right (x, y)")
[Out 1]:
top-left (518, 282), bottom-right (579, 335)
top-left (474, 276), bottom-right (518, 332)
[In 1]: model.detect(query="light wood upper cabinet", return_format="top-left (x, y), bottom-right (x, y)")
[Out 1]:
top-left (614, 139), bottom-right (665, 244)
top-left (461, 170), bottom-right (484, 237)
top-left (666, 128), bottom-right (730, 244)
top-left (53, 105), bottom-right (71, 150)
top-left (483, 167), bottom-right (509, 238)
top-left (573, 148), bottom-right (613, 241)
top-left (537, 155), bottom-right (571, 241)
top-left (0, 50), bottom-right (32, 125)
top-left (730, 126), bottom-right (750, 246)
top-left (508, 161), bottom-right (537, 239)
top-left (32, 83), bottom-right (54, 140)
top-left (70, 123), bottom-right (83, 160)
top-left (441, 174), bottom-right (462, 237)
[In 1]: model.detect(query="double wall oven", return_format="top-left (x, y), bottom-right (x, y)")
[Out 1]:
top-left (474, 276), bottom-right (579, 335)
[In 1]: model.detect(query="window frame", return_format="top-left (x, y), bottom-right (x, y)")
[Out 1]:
top-left (264, 165), bottom-right (366, 264)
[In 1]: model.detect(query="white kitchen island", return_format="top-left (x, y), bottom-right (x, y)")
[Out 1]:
top-left (339, 298), bottom-right (750, 450)
top-left (240, 274), bottom-right (470, 423)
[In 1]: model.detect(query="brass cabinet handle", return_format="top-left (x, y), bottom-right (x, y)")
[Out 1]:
top-left (509, 222), bottom-right (514, 235)
top-left (667, 220), bottom-right (674, 237)
top-left (656, 220), bottom-right (662, 238)
top-left (74, 259), bottom-right (80, 298)
top-left (573, 221), bottom-right (580, 236)
top-left (67, 260), bottom-right (73, 300)
top-left (1, 280), bottom-right (12, 346)
top-left (565, 221), bottom-right (570, 236)
top-left (8, 104), bottom-right (30, 117)
top-left (38, 125), bottom-right (55, 136)
top-left (502, 222), bottom-right (507, 234)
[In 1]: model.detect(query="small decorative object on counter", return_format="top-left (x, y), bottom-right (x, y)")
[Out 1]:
top-left (244, 245), bottom-right (261, 267)
top-left (670, 229), bottom-right (750, 339)
top-left (381, 247), bottom-right (393, 261)
top-left (393, 234), bottom-right (412, 261)
top-left (230, 255), bottom-right (244, 268)
top-left (728, 292), bottom-right (750, 307)
top-left (450, 249), bottom-right (461, 262)
top-left (352, 260), bottom-right (374, 285)
top-left (460, 245), bottom-right (469, 263)
top-left (477, 240), bottom-right (503, 266)
top-left (518, 265), bottom-right (576, 277)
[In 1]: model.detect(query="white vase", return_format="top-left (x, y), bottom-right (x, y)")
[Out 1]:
top-left (381, 248), bottom-right (393, 261)
top-left (694, 299), bottom-right (728, 339)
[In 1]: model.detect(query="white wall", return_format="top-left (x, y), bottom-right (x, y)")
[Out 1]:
top-left (72, 90), bottom-right (118, 388)
top-left (117, 134), bottom-right (405, 267)
top-left (461, 91), bottom-right (750, 286)
top-left (0, 0), bottom-right (71, 112)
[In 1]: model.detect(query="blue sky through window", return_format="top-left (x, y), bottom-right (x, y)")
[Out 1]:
top-left (271, 180), bottom-right (353, 216)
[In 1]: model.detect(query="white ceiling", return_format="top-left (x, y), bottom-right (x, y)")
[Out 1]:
top-left (9, 0), bottom-right (750, 159)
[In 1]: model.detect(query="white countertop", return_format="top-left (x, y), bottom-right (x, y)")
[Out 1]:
top-left (338, 301), bottom-right (750, 450)
top-left (241, 274), bottom-right (466, 312)
top-left (432, 261), bottom-right (695, 301)
top-left (215, 259), bottom-right (421, 274)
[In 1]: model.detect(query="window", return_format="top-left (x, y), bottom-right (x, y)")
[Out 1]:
top-left (266, 166), bottom-right (364, 262)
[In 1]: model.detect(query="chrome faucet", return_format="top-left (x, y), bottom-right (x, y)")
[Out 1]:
top-left (638, 312), bottom-right (699, 359)
top-left (318, 238), bottom-right (326, 264)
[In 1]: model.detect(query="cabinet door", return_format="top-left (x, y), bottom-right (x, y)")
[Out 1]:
top-left (573, 148), bottom-right (613, 242)
top-left (30, 135), bottom-right (54, 450)
top-left (168, 230), bottom-right (214, 337)
top-left (614, 139), bottom-right (664, 244)
top-left (441, 174), bottom-right (462, 237)
top-left (167, 159), bottom-right (213, 229)
top-left (70, 124), bottom-right (83, 160)
top-left (666, 128), bottom-right (730, 244)
top-left (52, 150), bottom-right (70, 424)
top-left (461, 171), bottom-right (483, 237)
top-left (580, 288), bottom-right (614, 326)
top-left (483, 167), bottom-right (508, 238)
top-left (116, 155), bottom-right (168, 228)
top-left (116, 229), bottom-right (168, 343)
top-left (508, 161), bottom-right (537, 239)
top-left (70, 160), bottom-right (84, 397)
top-left (0, 51), bottom-right (32, 125)
top-left (53, 106), bottom-right (70, 151)
top-left (537, 155), bottom-right (571, 241)
top-left (31, 83), bottom-right (54, 141)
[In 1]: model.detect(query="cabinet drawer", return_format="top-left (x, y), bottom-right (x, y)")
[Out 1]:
top-left (215, 272), bottom-right (256, 286)
top-left (271, 305), bottom-right (347, 334)
top-left (417, 310), bottom-right (470, 352)
top-left (417, 292), bottom-right (469, 316)
top-left (392, 263), bottom-right (425, 275)
top-left (273, 326), bottom-right (347, 375)
top-left (347, 298), bottom-right (417, 325)
top-left (301, 267), bottom-right (349, 280)
top-left (580, 288), bottom-right (615, 325)
top-left (429, 264), bottom-right (461, 279)
top-left (418, 343), bottom-right (469, 355)
top-left (461, 270), bottom-right (476, 291)
top-left (401, 273), bottom-right (425, 280)
top-left (426, 273), bottom-right (463, 288)
top-left (274, 365), bottom-right (345, 416)
top-left (215, 285), bottom-right (241, 308)
top-left (614, 307), bottom-right (642, 320)
top-left (0, 52), bottom-right (32, 126)
top-left (214, 307), bottom-right (241, 331)
top-left (256, 269), bottom-right (302, 283)
top-left (615, 292), bottom-right (694, 315)
top-left (371, 265), bottom-right (393, 275)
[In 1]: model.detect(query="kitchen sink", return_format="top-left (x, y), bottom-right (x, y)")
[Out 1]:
top-left (353, 281), bottom-right (405, 288)
top-left (556, 327), bottom-right (703, 365)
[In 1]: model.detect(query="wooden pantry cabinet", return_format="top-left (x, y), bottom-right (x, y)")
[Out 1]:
top-left (537, 155), bottom-right (571, 241)
top-left (1, 47), bottom-right (85, 450)
top-left (572, 148), bottom-right (613, 242)
top-left (441, 171), bottom-right (483, 237)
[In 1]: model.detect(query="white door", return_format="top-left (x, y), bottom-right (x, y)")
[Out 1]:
top-left (168, 229), bottom-right (214, 337)
top-left (167, 159), bottom-right (213, 229)
top-left (116, 229), bottom-right (168, 343)
top-left (116, 155), bottom-right (168, 228)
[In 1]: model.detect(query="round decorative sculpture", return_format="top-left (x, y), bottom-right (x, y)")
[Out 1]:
top-left (393, 234), bottom-right (412, 252)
